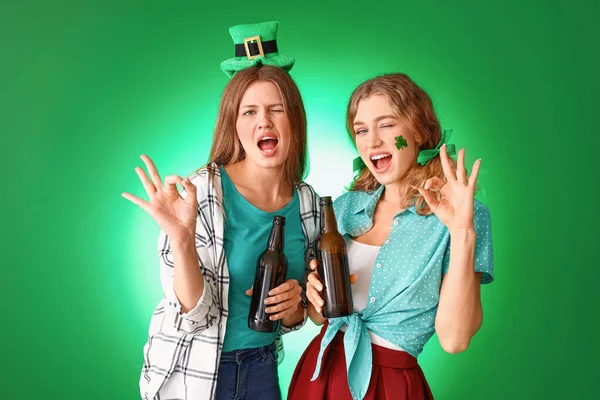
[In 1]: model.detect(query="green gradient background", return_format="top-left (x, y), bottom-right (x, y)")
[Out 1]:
top-left (1, 1), bottom-right (598, 399)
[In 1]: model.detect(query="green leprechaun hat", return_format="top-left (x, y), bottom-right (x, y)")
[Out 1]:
top-left (220, 21), bottom-right (295, 78)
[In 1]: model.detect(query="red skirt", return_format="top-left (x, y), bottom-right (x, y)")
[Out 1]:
top-left (288, 323), bottom-right (434, 400)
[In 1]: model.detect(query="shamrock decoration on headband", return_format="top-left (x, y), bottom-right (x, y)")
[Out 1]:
top-left (395, 136), bottom-right (408, 150)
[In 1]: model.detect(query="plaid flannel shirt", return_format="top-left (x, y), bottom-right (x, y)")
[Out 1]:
top-left (139, 164), bottom-right (320, 399)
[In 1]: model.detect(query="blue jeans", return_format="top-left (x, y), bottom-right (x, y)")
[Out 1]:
top-left (215, 343), bottom-right (281, 400)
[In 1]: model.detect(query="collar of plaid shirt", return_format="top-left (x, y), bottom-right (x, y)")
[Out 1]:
top-left (139, 164), bottom-right (321, 400)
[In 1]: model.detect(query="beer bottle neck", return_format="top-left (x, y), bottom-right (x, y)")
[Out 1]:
top-left (267, 222), bottom-right (284, 251)
top-left (320, 204), bottom-right (339, 234)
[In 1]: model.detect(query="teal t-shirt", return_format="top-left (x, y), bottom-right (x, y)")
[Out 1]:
top-left (220, 167), bottom-right (306, 352)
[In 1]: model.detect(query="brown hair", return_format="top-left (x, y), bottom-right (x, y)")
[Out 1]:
top-left (207, 66), bottom-right (308, 185)
top-left (347, 73), bottom-right (460, 215)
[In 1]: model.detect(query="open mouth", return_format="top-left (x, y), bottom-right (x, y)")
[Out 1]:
top-left (370, 152), bottom-right (392, 173)
top-left (257, 136), bottom-right (279, 156)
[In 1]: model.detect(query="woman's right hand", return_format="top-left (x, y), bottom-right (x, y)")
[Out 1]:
top-left (306, 259), bottom-right (357, 315)
top-left (122, 155), bottom-right (198, 245)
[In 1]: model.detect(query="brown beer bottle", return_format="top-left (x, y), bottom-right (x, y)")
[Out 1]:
top-left (248, 215), bottom-right (289, 332)
top-left (317, 197), bottom-right (353, 318)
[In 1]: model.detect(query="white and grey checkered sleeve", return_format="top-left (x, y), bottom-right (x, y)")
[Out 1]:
top-left (157, 229), bottom-right (218, 335)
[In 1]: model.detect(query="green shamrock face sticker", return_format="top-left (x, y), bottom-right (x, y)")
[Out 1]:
top-left (395, 136), bottom-right (408, 150)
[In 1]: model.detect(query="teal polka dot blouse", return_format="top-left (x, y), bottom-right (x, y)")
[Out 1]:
top-left (310, 185), bottom-right (494, 400)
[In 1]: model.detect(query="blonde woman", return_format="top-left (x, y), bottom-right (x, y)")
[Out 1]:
top-left (289, 73), bottom-right (494, 400)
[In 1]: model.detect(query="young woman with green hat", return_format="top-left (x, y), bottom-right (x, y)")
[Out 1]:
top-left (122, 21), bottom-right (319, 400)
top-left (288, 73), bottom-right (495, 400)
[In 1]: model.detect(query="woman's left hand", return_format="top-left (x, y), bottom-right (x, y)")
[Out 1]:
top-left (246, 279), bottom-right (303, 321)
top-left (418, 144), bottom-right (481, 231)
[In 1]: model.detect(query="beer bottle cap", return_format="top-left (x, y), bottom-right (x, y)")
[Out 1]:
top-left (319, 196), bottom-right (332, 206)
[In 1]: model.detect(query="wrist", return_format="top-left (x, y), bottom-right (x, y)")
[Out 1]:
top-left (449, 227), bottom-right (476, 240)
top-left (171, 234), bottom-right (195, 251)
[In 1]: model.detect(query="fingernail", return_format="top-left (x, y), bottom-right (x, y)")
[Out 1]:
top-left (264, 299), bottom-right (269, 304)
top-left (268, 290), bottom-right (274, 295)
top-left (319, 301), bottom-right (324, 306)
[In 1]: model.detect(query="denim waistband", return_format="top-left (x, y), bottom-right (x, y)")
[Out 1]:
top-left (219, 342), bottom-right (276, 364)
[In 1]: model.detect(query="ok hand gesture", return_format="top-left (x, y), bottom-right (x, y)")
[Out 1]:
top-left (122, 155), bottom-right (198, 244)
top-left (418, 145), bottom-right (481, 231)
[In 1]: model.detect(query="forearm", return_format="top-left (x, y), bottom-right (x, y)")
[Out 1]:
top-left (436, 228), bottom-right (482, 353)
top-left (172, 238), bottom-right (205, 313)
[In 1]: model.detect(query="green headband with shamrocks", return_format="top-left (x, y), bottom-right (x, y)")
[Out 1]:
top-left (352, 129), bottom-right (457, 173)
